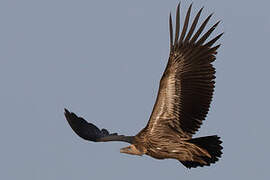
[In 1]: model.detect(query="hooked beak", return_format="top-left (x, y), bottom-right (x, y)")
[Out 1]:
top-left (120, 146), bottom-right (131, 154)
top-left (120, 145), bottom-right (144, 156)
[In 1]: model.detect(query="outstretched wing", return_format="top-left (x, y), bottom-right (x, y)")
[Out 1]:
top-left (64, 109), bottom-right (133, 143)
top-left (146, 4), bottom-right (223, 138)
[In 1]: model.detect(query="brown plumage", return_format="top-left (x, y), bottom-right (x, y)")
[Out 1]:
top-left (64, 3), bottom-right (223, 169)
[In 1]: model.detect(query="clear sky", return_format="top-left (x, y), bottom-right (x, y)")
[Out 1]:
top-left (0, 0), bottom-right (269, 179)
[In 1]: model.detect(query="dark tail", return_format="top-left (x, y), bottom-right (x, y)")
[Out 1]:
top-left (180, 135), bottom-right (223, 168)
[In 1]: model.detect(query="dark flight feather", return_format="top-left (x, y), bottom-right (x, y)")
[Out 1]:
top-left (64, 109), bottom-right (133, 143)
top-left (169, 13), bottom-right (174, 51)
top-left (179, 3), bottom-right (192, 43)
top-left (196, 21), bottom-right (220, 46)
top-left (190, 13), bottom-right (213, 44)
top-left (174, 3), bottom-right (180, 46)
top-left (184, 7), bottom-right (203, 43)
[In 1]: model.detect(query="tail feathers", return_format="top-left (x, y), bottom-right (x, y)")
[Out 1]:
top-left (181, 135), bottom-right (223, 168)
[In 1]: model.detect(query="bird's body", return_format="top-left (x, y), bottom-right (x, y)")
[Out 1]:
top-left (64, 3), bottom-right (223, 169)
top-left (134, 128), bottom-right (209, 161)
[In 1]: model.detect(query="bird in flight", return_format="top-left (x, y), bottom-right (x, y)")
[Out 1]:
top-left (64, 3), bottom-right (223, 168)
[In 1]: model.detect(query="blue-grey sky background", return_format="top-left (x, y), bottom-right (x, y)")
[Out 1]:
top-left (1, 0), bottom-right (269, 179)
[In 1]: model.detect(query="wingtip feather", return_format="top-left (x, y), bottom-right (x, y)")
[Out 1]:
top-left (174, 3), bottom-right (180, 46)
top-left (179, 3), bottom-right (192, 43)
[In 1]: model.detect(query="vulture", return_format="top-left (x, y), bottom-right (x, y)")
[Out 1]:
top-left (64, 3), bottom-right (223, 169)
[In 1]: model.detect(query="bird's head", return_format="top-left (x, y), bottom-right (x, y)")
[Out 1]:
top-left (120, 144), bottom-right (145, 156)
